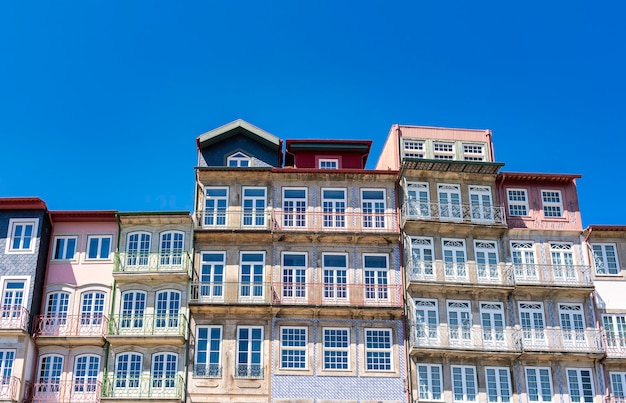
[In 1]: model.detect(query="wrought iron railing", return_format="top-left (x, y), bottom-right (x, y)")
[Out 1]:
top-left (604, 336), bottom-right (626, 358)
top-left (402, 201), bottom-right (506, 225)
top-left (115, 251), bottom-right (192, 275)
top-left (108, 313), bottom-right (187, 337)
top-left (0, 376), bottom-right (20, 401)
top-left (102, 374), bottom-right (184, 399)
top-left (512, 263), bottom-right (593, 287)
top-left (195, 210), bottom-right (271, 230)
top-left (518, 328), bottom-right (604, 353)
top-left (0, 306), bottom-right (29, 331)
top-left (193, 364), bottom-right (222, 378)
top-left (29, 380), bottom-right (101, 402)
top-left (35, 314), bottom-right (109, 338)
top-left (408, 260), bottom-right (514, 286)
top-left (235, 364), bottom-right (263, 379)
top-left (409, 324), bottom-right (520, 352)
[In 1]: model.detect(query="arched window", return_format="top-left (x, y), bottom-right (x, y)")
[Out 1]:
top-left (114, 352), bottom-right (142, 391)
top-left (119, 291), bottom-right (146, 331)
top-left (159, 231), bottom-right (184, 267)
top-left (80, 291), bottom-right (105, 330)
top-left (37, 354), bottom-right (64, 394)
top-left (73, 354), bottom-right (100, 397)
top-left (155, 290), bottom-right (181, 331)
top-left (126, 232), bottom-right (151, 266)
top-left (151, 352), bottom-right (177, 393)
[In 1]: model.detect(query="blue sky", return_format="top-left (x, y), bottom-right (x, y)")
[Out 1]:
top-left (1, 1), bottom-right (624, 226)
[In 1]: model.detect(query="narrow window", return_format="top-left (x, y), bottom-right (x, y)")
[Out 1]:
top-left (363, 254), bottom-right (389, 302)
top-left (200, 252), bottom-right (225, 300)
top-left (469, 185), bottom-right (493, 222)
top-left (417, 363), bottom-right (443, 400)
top-left (115, 353), bottom-right (142, 390)
top-left (239, 252), bottom-right (265, 301)
top-left (447, 300), bottom-right (472, 343)
top-left (443, 239), bottom-right (467, 280)
top-left (204, 187), bottom-right (228, 227)
top-left (507, 189), bottom-right (529, 216)
top-left (364, 328), bottom-right (392, 371)
top-left (542, 190), bottom-right (563, 218)
top-left (519, 302), bottom-right (546, 346)
top-left (323, 328), bottom-right (349, 370)
top-left (160, 231), bottom-right (184, 266)
top-left (152, 353), bottom-right (177, 392)
top-left (282, 188), bottom-right (307, 228)
top-left (406, 182), bottom-right (430, 218)
top-left (322, 188), bottom-right (346, 228)
top-left (511, 241), bottom-right (537, 280)
top-left (242, 187), bottom-right (267, 227)
top-left (73, 355), bottom-right (100, 397)
top-left (525, 367), bottom-right (553, 403)
top-left (485, 367), bottom-right (512, 403)
top-left (281, 252), bottom-right (307, 301)
top-left (592, 243), bottom-right (619, 275)
top-left (362, 189), bottom-right (386, 229)
top-left (451, 365), bottom-right (477, 402)
top-left (126, 232), bottom-right (151, 266)
top-left (566, 368), bottom-right (595, 403)
top-left (410, 237), bottom-right (434, 280)
top-left (414, 299), bottom-right (439, 341)
top-left (438, 184), bottom-right (462, 220)
top-left (195, 326), bottom-right (222, 377)
top-left (280, 327), bottom-right (307, 369)
top-left (236, 326), bottom-right (263, 378)
top-left (322, 253), bottom-right (348, 301)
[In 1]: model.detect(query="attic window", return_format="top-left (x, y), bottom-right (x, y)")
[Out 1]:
top-left (319, 159), bottom-right (339, 169)
top-left (227, 152), bottom-right (251, 167)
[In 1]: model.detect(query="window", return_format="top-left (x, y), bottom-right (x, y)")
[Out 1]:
top-left (126, 232), bottom-right (151, 266)
top-left (507, 189), bottom-right (529, 216)
top-left (120, 291), bottom-right (146, 331)
top-left (227, 152), bottom-right (250, 167)
top-left (485, 367), bottom-right (512, 403)
top-left (406, 182), bottom-right (430, 218)
top-left (525, 367), bottom-right (553, 403)
top-left (52, 236), bottom-right (77, 260)
top-left (282, 188), bottom-right (307, 228)
top-left (239, 252), bottom-right (265, 301)
top-left (322, 253), bottom-right (348, 301)
top-left (447, 300), bottom-right (472, 343)
top-left (115, 353), bottom-right (142, 390)
top-left (152, 353), bottom-right (177, 393)
top-left (319, 159), bottom-right (338, 169)
top-left (592, 243), bottom-right (619, 275)
top-left (195, 326), bottom-right (222, 377)
top-left (610, 372), bottom-right (626, 399)
top-left (236, 326), bottom-right (263, 378)
top-left (155, 290), bottom-right (181, 331)
top-left (242, 187), bottom-right (267, 227)
top-left (404, 140), bottom-right (425, 159)
top-left (469, 186), bottom-right (493, 222)
top-left (480, 302), bottom-right (505, 345)
top-left (550, 243), bottom-right (576, 281)
top-left (280, 327), bottom-right (307, 369)
top-left (364, 328), bottom-right (392, 371)
top-left (45, 291), bottom-right (70, 326)
top-left (567, 368), bottom-right (595, 403)
top-left (410, 237), bottom-right (434, 279)
top-left (542, 190), bottom-right (563, 218)
top-left (511, 241), bottom-right (537, 280)
top-left (433, 142), bottom-right (454, 160)
top-left (418, 364), bottom-right (443, 400)
top-left (87, 235), bottom-right (111, 260)
top-left (443, 239), bottom-right (467, 280)
top-left (80, 291), bottom-right (105, 329)
top-left (363, 254), bottom-right (389, 302)
top-left (6, 218), bottom-right (38, 253)
top-left (0, 350), bottom-right (15, 385)
top-left (204, 187), bottom-right (228, 227)
top-left (1, 279), bottom-right (26, 320)
top-left (322, 188), bottom-right (346, 228)
top-left (73, 355), bottom-right (100, 397)
top-left (463, 144), bottom-right (485, 161)
top-left (160, 231), bottom-right (184, 266)
top-left (200, 252), bottom-right (224, 300)
top-left (603, 314), bottom-right (626, 348)
top-left (37, 355), bottom-right (63, 393)
top-left (475, 241), bottom-right (499, 282)
top-left (438, 184), bottom-right (462, 220)
top-left (451, 365), bottom-right (477, 402)
top-left (281, 252), bottom-right (307, 301)
top-left (414, 299), bottom-right (439, 342)
top-left (519, 302), bottom-right (546, 346)
top-left (559, 303), bottom-right (586, 346)
top-left (323, 327), bottom-right (349, 370)
top-left (362, 189), bottom-right (386, 229)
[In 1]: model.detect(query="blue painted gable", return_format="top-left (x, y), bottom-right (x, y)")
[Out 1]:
top-left (199, 132), bottom-right (280, 167)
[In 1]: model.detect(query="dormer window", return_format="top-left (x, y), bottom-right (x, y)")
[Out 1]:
top-left (227, 152), bottom-right (251, 167)
top-left (319, 159), bottom-right (339, 169)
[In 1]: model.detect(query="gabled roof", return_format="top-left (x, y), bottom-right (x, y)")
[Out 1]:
top-left (196, 119), bottom-right (280, 149)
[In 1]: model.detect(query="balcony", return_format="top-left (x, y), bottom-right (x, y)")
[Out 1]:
top-left (195, 209), bottom-right (271, 230)
top-left (235, 364), bottom-right (263, 379)
top-left (0, 376), bottom-right (20, 401)
top-left (409, 324), bottom-right (520, 353)
top-left (115, 252), bottom-right (192, 276)
top-left (402, 201), bottom-right (506, 226)
top-left (34, 315), bottom-right (108, 339)
top-left (193, 364), bottom-right (222, 378)
top-left (408, 260), bottom-right (514, 287)
top-left (29, 380), bottom-right (101, 403)
top-left (108, 314), bottom-right (187, 340)
top-left (0, 306), bottom-right (29, 332)
top-left (603, 336), bottom-right (626, 358)
top-left (513, 264), bottom-right (593, 287)
top-left (102, 375), bottom-right (184, 400)
top-left (519, 328), bottom-right (604, 353)
top-left (189, 282), bottom-right (403, 308)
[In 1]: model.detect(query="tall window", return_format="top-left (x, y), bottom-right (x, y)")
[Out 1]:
top-left (610, 372), bottom-right (626, 399)
top-left (239, 252), bottom-right (265, 300)
top-left (115, 353), bottom-right (142, 390)
top-left (443, 239), bottom-right (467, 280)
top-left (433, 142), bottom-right (455, 160)
top-left (152, 353), bottom-right (177, 393)
top-left (318, 158), bottom-right (338, 169)
top-left (7, 219), bottom-right (37, 253)
top-left (282, 188), bottom-right (307, 228)
top-left (159, 231), bottom-right (184, 266)
top-left (195, 326), bottom-right (222, 377)
top-left (236, 326), bottom-right (263, 378)
top-left (403, 140), bottom-right (425, 159)
top-left (200, 252), bottom-right (224, 300)
top-left (120, 291), bottom-right (146, 331)
top-left (280, 327), bottom-right (307, 369)
top-left (1, 280), bottom-right (26, 320)
top-left (87, 235), bottom-right (111, 260)
top-left (447, 300), bottom-right (472, 343)
top-left (52, 236), bottom-right (77, 260)
top-left (519, 302), bottom-right (546, 346)
top-left (406, 182), bottom-right (430, 218)
top-left (126, 232), bottom-right (151, 266)
top-left (242, 187), bottom-right (267, 227)
top-left (79, 291), bottom-right (105, 329)
top-left (155, 290), bottom-right (181, 331)
top-left (417, 364), bottom-right (443, 400)
top-left (567, 368), bottom-right (595, 403)
top-left (559, 303), bottom-right (586, 346)
top-left (603, 314), bottom-right (626, 348)
top-left (525, 367), bottom-right (553, 403)
top-left (414, 299), bottom-right (439, 342)
top-left (511, 241), bottom-right (537, 280)
top-left (480, 302), bottom-right (505, 344)
top-left (507, 189), bottom-right (529, 216)
top-left (438, 184), bottom-right (462, 220)
top-left (463, 144), bottom-right (485, 161)
top-left (364, 328), bottom-right (392, 371)
top-left (73, 355), bottom-right (100, 397)
top-left (281, 253), bottom-right (307, 301)
top-left (45, 291), bottom-right (70, 326)
top-left (592, 243), bottom-right (619, 275)
top-left (323, 328), bottom-right (349, 370)
top-left (542, 190), bottom-right (563, 218)
top-left (410, 237), bottom-right (434, 279)
top-left (38, 355), bottom-right (63, 393)
top-left (204, 187), bottom-right (228, 227)
top-left (361, 189), bottom-right (386, 229)
top-left (363, 254), bottom-right (389, 302)
top-left (550, 243), bottom-right (576, 281)
top-left (485, 367), bottom-right (512, 403)
top-left (322, 253), bottom-right (348, 301)
top-left (0, 350), bottom-right (15, 384)
top-left (322, 188), bottom-right (346, 228)
top-left (469, 186), bottom-right (493, 222)
top-left (451, 365), bottom-right (477, 402)
top-left (227, 152), bottom-right (250, 167)
top-left (475, 241), bottom-right (499, 282)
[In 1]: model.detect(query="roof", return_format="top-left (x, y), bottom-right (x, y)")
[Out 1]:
top-left (50, 210), bottom-right (117, 222)
top-left (401, 159), bottom-right (504, 174)
top-left (196, 119), bottom-right (281, 149)
top-left (285, 139), bottom-right (372, 153)
top-left (585, 225), bottom-right (626, 232)
top-left (0, 197), bottom-right (47, 210)
top-left (498, 172), bottom-right (582, 182)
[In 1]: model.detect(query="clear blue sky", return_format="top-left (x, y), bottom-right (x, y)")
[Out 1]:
top-left (1, 1), bottom-right (624, 226)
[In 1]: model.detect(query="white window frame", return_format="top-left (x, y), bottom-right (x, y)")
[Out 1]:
top-left (433, 141), bottom-right (455, 160)
top-left (364, 328), bottom-right (393, 372)
top-left (51, 235), bottom-right (78, 260)
top-left (204, 187), bottom-right (228, 227)
top-left (242, 186), bottom-right (267, 227)
top-left (159, 231), bottom-right (184, 267)
top-left (239, 251), bottom-right (265, 301)
top-left (44, 291), bottom-right (70, 329)
top-left (119, 290), bottom-right (147, 331)
top-left (403, 139), bottom-right (425, 159)
top-left (462, 143), bottom-right (485, 161)
top-left (591, 243), bottom-right (620, 275)
top-left (322, 253), bottom-right (348, 302)
top-left (485, 366), bottom-right (512, 403)
top-left (437, 184), bottom-right (462, 220)
top-left (322, 327), bottom-right (350, 371)
top-left (550, 242), bottom-right (577, 281)
top-left (0, 349), bottom-right (16, 385)
top-left (194, 325), bottom-right (222, 378)
top-left (155, 290), bottom-right (181, 331)
top-left (519, 302), bottom-right (546, 346)
top-left (227, 151), bottom-right (251, 167)
top-left (6, 218), bottom-right (38, 254)
top-left (235, 326), bottom-right (263, 378)
top-left (507, 189), bottom-right (529, 217)
top-left (0, 276), bottom-right (30, 322)
top-left (475, 240), bottom-right (500, 282)
top-left (447, 300), bottom-right (472, 343)
top-left (417, 363), bottom-right (443, 401)
top-left (282, 187), bottom-right (308, 228)
top-left (73, 354), bottom-right (100, 398)
top-left (151, 352), bottom-right (178, 394)
top-left (603, 314), bottom-right (626, 349)
top-left (414, 298), bottom-right (439, 342)
top-left (511, 241), bottom-right (537, 280)
top-left (451, 365), bottom-right (478, 403)
top-left (86, 235), bottom-right (112, 260)
top-left (318, 158), bottom-right (339, 169)
top-left (322, 188), bottom-right (347, 229)
top-left (279, 326), bottom-right (308, 370)
top-left (37, 354), bottom-right (64, 391)
top-left (469, 185), bottom-right (493, 222)
top-left (480, 301), bottom-right (506, 345)
top-left (79, 290), bottom-right (105, 330)
top-left (406, 182), bottom-right (431, 219)
top-left (558, 303), bottom-right (586, 346)
top-left (525, 366), bottom-right (553, 403)
top-left (126, 231), bottom-right (151, 266)
top-left (114, 352), bottom-right (142, 391)
top-left (541, 190), bottom-right (563, 218)
top-left (410, 237), bottom-right (435, 279)
top-left (281, 252), bottom-right (307, 302)
top-left (442, 238), bottom-right (467, 280)
top-left (566, 368), bottom-right (595, 403)
top-left (363, 253), bottom-right (389, 302)
top-left (200, 251), bottom-right (225, 301)
top-left (610, 372), bottom-right (626, 399)
top-left (361, 188), bottom-right (387, 229)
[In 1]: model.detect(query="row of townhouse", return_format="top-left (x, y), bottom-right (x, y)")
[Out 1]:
top-left (0, 119), bottom-right (625, 403)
